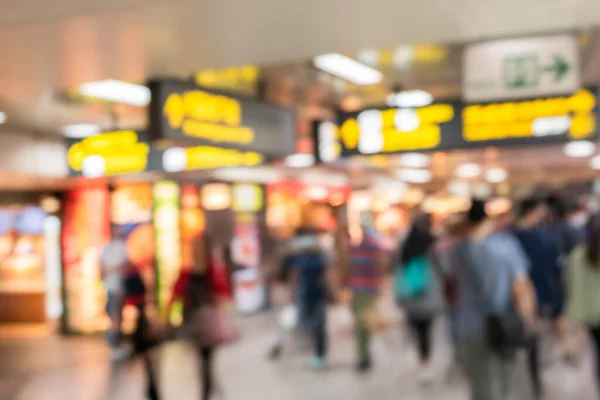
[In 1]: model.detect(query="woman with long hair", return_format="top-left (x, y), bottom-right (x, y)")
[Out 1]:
top-left (396, 214), bottom-right (443, 383)
top-left (169, 235), bottom-right (234, 400)
top-left (567, 214), bottom-right (600, 389)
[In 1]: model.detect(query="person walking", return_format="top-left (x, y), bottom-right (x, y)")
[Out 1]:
top-left (100, 226), bottom-right (129, 360)
top-left (169, 236), bottom-right (235, 400)
top-left (456, 200), bottom-right (536, 400)
top-left (281, 225), bottom-right (331, 368)
top-left (567, 214), bottom-right (600, 391)
top-left (347, 219), bottom-right (387, 372)
top-left (396, 214), bottom-right (443, 383)
top-left (513, 198), bottom-right (563, 399)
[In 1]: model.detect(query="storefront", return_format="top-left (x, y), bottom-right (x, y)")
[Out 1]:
top-left (0, 193), bottom-right (61, 324)
top-left (60, 79), bottom-right (296, 333)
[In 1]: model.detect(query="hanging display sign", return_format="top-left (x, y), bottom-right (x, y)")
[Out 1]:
top-left (149, 79), bottom-right (296, 156)
top-left (333, 88), bottom-right (598, 158)
top-left (149, 145), bottom-right (264, 173)
top-left (464, 35), bottom-right (580, 102)
top-left (67, 130), bottom-right (150, 177)
top-left (337, 102), bottom-right (459, 156)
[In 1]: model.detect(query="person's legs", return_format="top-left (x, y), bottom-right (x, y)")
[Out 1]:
top-left (106, 291), bottom-right (124, 347)
top-left (199, 347), bottom-right (215, 400)
top-left (352, 294), bottom-right (372, 368)
top-left (495, 349), bottom-right (519, 400)
top-left (314, 300), bottom-right (327, 360)
top-left (462, 336), bottom-right (493, 400)
top-left (588, 326), bottom-right (600, 387)
top-left (527, 334), bottom-right (543, 399)
top-left (409, 316), bottom-right (432, 363)
top-left (143, 351), bottom-right (160, 400)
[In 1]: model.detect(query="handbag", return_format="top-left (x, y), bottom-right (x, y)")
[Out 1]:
top-left (457, 242), bottom-right (529, 353)
top-left (394, 256), bottom-right (432, 299)
top-left (180, 306), bottom-right (240, 347)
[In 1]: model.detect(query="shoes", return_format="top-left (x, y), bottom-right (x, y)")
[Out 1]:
top-left (268, 344), bottom-right (282, 360)
top-left (418, 364), bottom-right (435, 385)
top-left (356, 359), bottom-right (372, 373)
top-left (312, 356), bottom-right (327, 370)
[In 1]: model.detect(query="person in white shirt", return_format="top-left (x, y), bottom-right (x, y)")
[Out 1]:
top-left (100, 228), bottom-right (129, 357)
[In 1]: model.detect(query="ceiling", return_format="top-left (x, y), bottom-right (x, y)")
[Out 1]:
top-left (1, 0), bottom-right (600, 190)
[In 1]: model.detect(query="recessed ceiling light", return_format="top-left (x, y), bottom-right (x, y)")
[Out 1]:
top-left (485, 168), bottom-right (508, 183)
top-left (564, 140), bottom-right (596, 158)
top-left (62, 123), bottom-right (101, 139)
top-left (285, 153), bottom-right (315, 168)
top-left (314, 53), bottom-right (383, 85)
top-left (78, 79), bottom-right (151, 106)
top-left (398, 153), bottom-right (430, 168)
top-left (0, 111), bottom-right (6, 124)
top-left (387, 90), bottom-right (433, 108)
top-left (397, 169), bottom-right (432, 184)
top-left (590, 155), bottom-right (600, 170)
top-left (455, 163), bottom-right (481, 178)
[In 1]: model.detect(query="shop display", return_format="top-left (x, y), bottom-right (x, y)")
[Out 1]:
top-left (180, 184), bottom-right (205, 269)
top-left (62, 187), bottom-right (110, 333)
top-left (0, 206), bottom-right (46, 292)
top-left (111, 183), bottom-right (154, 272)
top-left (153, 181), bottom-right (181, 313)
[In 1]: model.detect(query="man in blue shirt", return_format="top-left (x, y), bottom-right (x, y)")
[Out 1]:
top-left (514, 197), bottom-right (562, 399)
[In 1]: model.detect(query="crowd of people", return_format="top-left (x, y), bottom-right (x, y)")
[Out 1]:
top-left (270, 194), bottom-right (600, 400)
top-left (100, 193), bottom-right (600, 400)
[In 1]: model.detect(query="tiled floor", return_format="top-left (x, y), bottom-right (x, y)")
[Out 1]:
top-left (0, 313), bottom-right (597, 400)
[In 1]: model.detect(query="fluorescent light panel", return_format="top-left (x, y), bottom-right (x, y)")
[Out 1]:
top-left (564, 140), bottom-right (595, 158)
top-left (63, 123), bottom-right (101, 139)
top-left (78, 79), bottom-right (151, 106)
top-left (314, 53), bottom-right (383, 85)
top-left (387, 90), bottom-right (433, 108)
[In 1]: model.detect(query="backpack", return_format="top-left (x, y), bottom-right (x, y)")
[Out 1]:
top-left (394, 255), bottom-right (432, 299)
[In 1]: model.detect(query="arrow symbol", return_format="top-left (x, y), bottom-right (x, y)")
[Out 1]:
top-left (544, 54), bottom-right (570, 82)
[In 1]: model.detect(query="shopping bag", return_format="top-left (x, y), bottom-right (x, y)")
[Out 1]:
top-left (179, 306), bottom-right (240, 347)
top-left (328, 304), bottom-right (354, 337)
top-left (278, 305), bottom-right (299, 331)
top-left (365, 299), bottom-right (395, 333)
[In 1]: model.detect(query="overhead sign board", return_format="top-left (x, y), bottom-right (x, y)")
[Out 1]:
top-left (67, 130), bottom-right (150, 177)
top-left (337, 103), bottom-right (460, 157)
top-left (330, 88), bottom-right (598, 159)
top-left (149, 79), bottom-right (296, 156)
top-left (464, 35), bottom-right (580, 102)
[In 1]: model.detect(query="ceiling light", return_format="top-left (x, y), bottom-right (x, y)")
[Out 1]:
top-left (448, 181), bottom-right (470, 197)
top-left (285, 153), bottom-right (315, 168)
top-left (78, 79), bottom-right (151, 106)
top-left (213, 167), bottom-right (282, 183)
top-left (62, 123), bottom-right (101, 139)
top-left (397, 169), bottom-right (432, 184)
top-left (314, 53), bottom-right (383, 85)
top-left (398, 153), bottom-right (430, 168)
top-left (387, 90), bottom-right (433, 108)
top-left (590, 155), bottom-right (600, 170)
top-left (455, 163), bottom-right (481, 178)
top-left (485, 168), bottom-right (508, 183)
top-left (564, 140), bottom-right (596, 158)
top-left (0, 111), bottom-right (6, 124)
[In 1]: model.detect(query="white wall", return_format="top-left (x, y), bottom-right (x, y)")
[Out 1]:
top-left (0, 131), bottom-right (68, 178)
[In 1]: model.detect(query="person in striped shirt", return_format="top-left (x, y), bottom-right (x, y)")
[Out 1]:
top-left (348, 224), bottom-right (387, 372)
